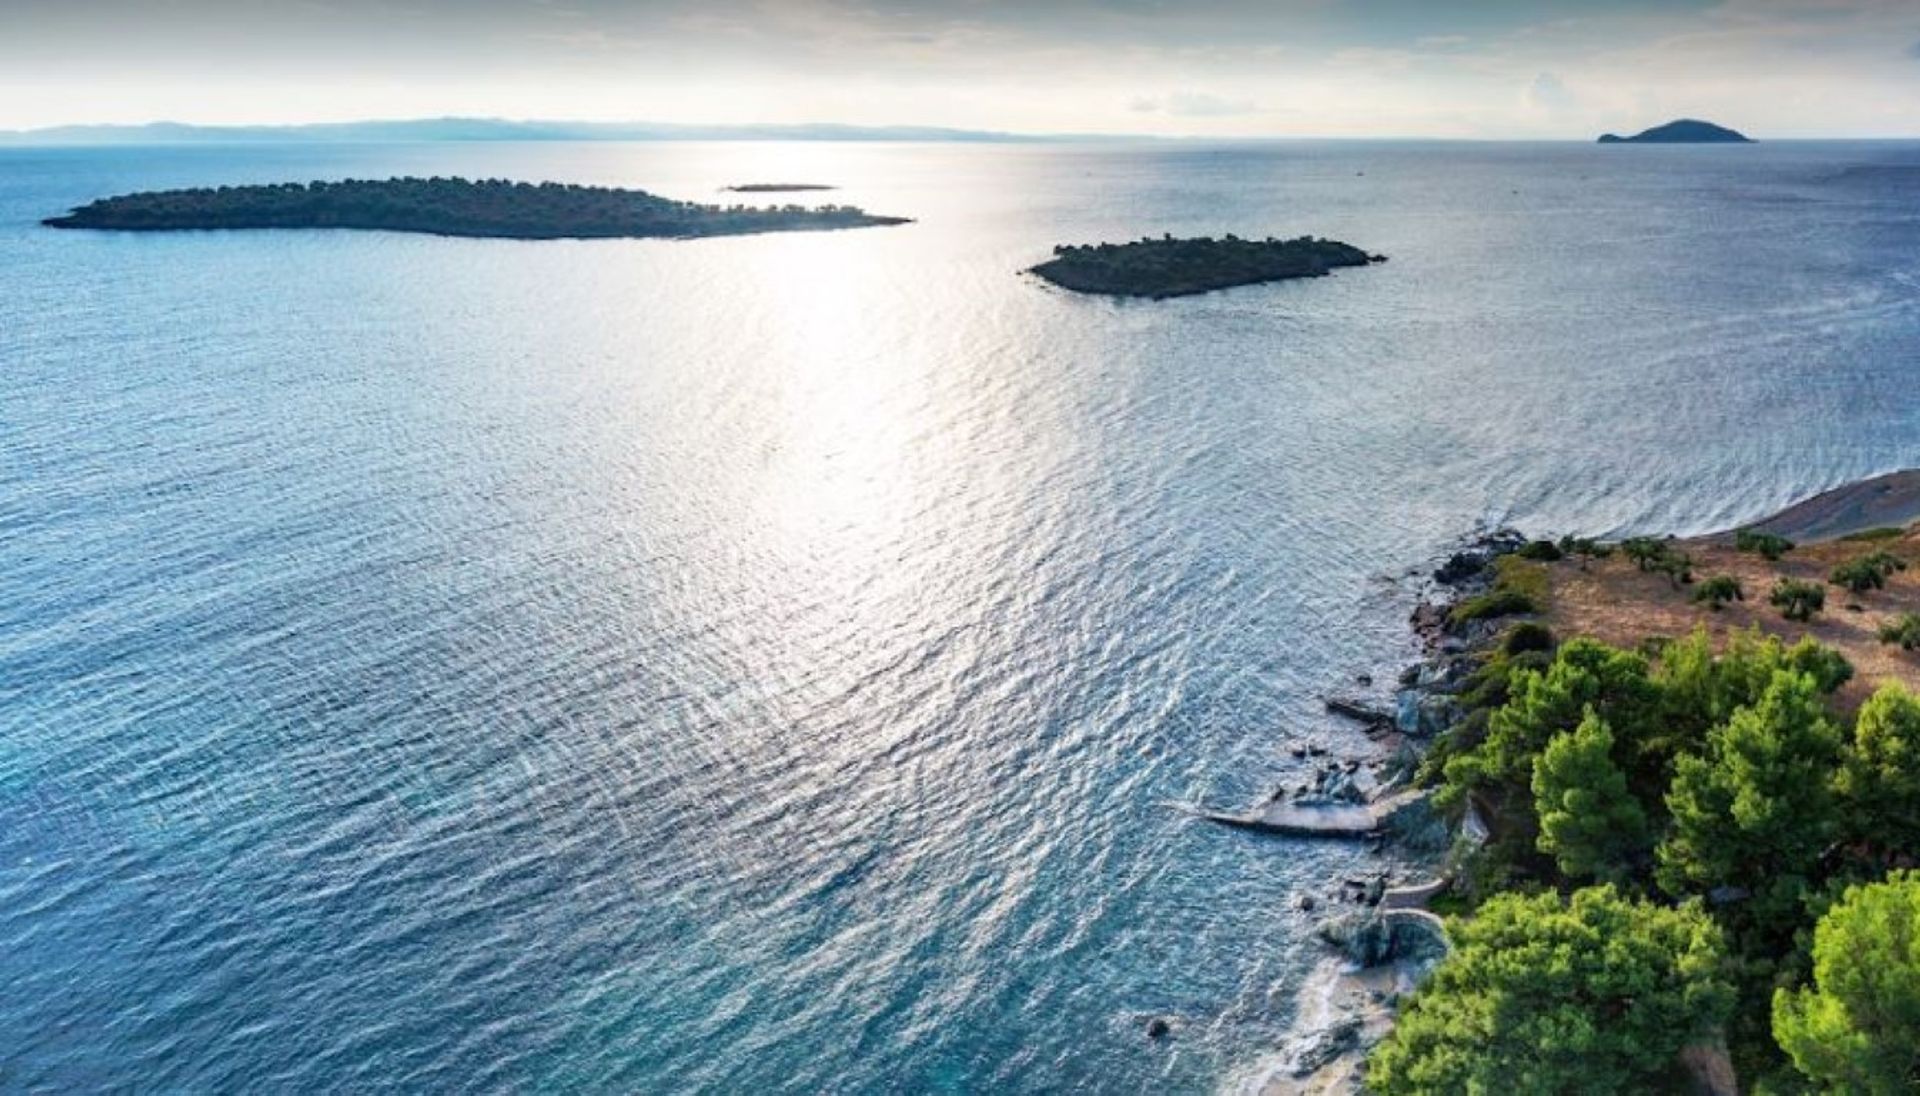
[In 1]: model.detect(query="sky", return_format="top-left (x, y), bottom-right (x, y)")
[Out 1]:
top-left (4, 0), bottom-right (1920, 137)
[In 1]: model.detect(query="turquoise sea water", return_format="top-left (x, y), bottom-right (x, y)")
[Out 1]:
top-left (4, 139), bottom-right (1920, 1092)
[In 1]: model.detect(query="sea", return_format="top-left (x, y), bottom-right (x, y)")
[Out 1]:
top-left (3, 138), bottom-right (1920, 1092)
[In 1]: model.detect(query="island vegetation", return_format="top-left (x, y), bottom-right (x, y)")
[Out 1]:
top-left (1363, 509), bottom-right (1920, 1092)
top-left (1028, 234), bottom-right (1382, 299)
top-left (1598, 118), bottom-right (1755, 144)
top-left (723, 183), bottom-right (836, 193)
top-left (43, 176), bottom-right (910, 240)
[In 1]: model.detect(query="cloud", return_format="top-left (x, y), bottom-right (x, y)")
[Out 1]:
top-left (1908, 38), bottom-right (1920, 58)
top-left (1129, 91), bottom-right (1259, 116)
top-left (1526, 71), bottom-right (1577, 111)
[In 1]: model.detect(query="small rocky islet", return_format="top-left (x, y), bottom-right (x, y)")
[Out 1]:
top-left (42, 176), bottom-right (909, 240)
top-left (1597, 118), bottom-right (1754, 144)
top-left (1029, 234), bottom-right (1384, 299)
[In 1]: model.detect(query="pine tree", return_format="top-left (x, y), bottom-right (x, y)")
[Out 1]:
top-left (1658, 670), bottom-right (1844, 931)
top-left (1532, 710), bottom-right (1650, 881)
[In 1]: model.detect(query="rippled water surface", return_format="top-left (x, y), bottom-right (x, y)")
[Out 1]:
top-left (5, 140), bottom-right (1920, 1092)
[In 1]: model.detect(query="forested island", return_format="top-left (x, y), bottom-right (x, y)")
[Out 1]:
top-left (1029, 235), bottom-right (1383, 299)
top-left (723, 183), bottom-right (836, 193)
top-left (42, 177), bottom-right (909, 239)
top-left (1598, 118), bottom-right (1754, 144)
top-left (1282, 480), bottom-right (1920, 1093)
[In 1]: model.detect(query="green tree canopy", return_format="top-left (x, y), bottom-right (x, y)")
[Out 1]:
top-left (1837, 683), bottom-right (1920, 859)
top-left (1532, 710), bottom-right (1651, 882)
top-left (1442, 638), bottom-right (1662, 807)
top-left (1368, 886), bottom-right (1733, 1095)
top-left (1772, 871), bottom-right (1920, 1094)
top-left (1658, 670), bottom-right (1845, 930)
top-left (1771, 578), bottom-right (1826, 623)
top-left (1654, 629), bottom-right (1852, 754)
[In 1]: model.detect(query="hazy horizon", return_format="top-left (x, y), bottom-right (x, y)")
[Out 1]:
top-left (5, 113), bottom-right (1920, 144)
top-left (5, 1), bottom-right (1920, 139)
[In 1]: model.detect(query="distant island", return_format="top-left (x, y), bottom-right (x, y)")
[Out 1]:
top-left (723, 183), bottom-right (837, 193)
top-left (1598, 118), bottom-right (1754, 144)
top-left (0, 117), bottom-right (1067, 146)
top-left (42, 177), bottom-right (910, 240)
top-left (1029, 235), bottom-right (1383, 299)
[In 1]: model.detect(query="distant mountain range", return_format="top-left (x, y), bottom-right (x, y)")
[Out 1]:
top-left (1597, 119), bottom-right (1754, 144)
top-left (0, 117), bottom-right (1050, 145)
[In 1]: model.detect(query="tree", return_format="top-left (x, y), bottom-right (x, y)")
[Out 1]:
top-left (1830, 551), bottom-right (1905, 595)
top-left (1692, 574), bottom-right (1744, 610)
top-left (1622, 536), bottom-right (1693, 587)
top-left (1771, 578), bottom-right (1825, 622)
top-left (1368, 887), bottom-right (1733, 1095)
top-left (1878, 613), bottom-right (1920, 652)
top-left (1772, 872), bottom-right (1920, 1094)
top-left (1836, 683), bottom-right (1920, 858)
top-left (1658, 670), bottom-right (1845, 930)
top-left (1735, 528), bottom-right (1795, 561)
top-left (1557, 535), bottom-right (1613, 570)
top-left (1647, 631), bottom-right (1850, 807)
top-left (1442, 639), bottom-right (1662, 807)
top-left (1516, 539), bottom-right (1565, 561)
top-left (1532, 710), bottom-right (1650, 881)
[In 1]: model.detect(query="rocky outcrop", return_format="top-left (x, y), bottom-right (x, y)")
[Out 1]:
top-left (1202, 788), bottom-right (1430, 839)
top-left (1317, 909), bottom-right (1450, 969)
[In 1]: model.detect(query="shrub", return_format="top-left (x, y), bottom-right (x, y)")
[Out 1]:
top-left (1516, 539), bottom-right (1564, 562)
top-left (1621, 536), bottom-right (1664, 569)
top-left (1879, 613), bottom-right (1920, 652)
top-left (1691, 575), bottom-right (1744, 611)
top-left (1735, 528), bottom-right (1795, 561)
top-left (1449, 556), bottom-right (1550, 626)
top-left (1839, 526), bottom-right (1905, 543)
top-left (1450, 589), bottom-right (1536, 623)
top-left (1771, 578), bottom-right (1825, 622)
top-left (1556, 535), bottom-right (1613, 568)
top-left (1830, 551), bottom-right (1906, 594)
top-left (1502, 621), bottom-right (1555, 656)
top-left (1622, 536), bottom-right (1694, 588)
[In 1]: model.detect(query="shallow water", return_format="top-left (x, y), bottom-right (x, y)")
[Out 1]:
top-left (3, 139), bottom-right (1919, 1092)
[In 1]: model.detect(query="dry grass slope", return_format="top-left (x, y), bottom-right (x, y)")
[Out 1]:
top-left (1544, 523), bottom-right (1920, 712)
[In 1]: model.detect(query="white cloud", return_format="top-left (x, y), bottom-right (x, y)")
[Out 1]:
top-left (1526, 71), bottom-right (1578, 112)
top-left (1130, 91), bottom-right (1259, 116)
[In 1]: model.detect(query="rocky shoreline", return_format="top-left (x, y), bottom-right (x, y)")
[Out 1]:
top-left (1239, 469), bottom-right (1920, 1091)
top-left (1224, 529), bottom-right (1528, 1095)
